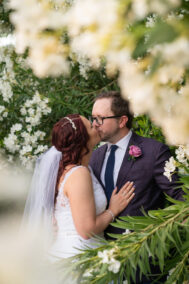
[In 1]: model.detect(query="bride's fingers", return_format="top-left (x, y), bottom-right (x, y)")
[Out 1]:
top-left (121, 181), bottom-right (134, 191)
top-left (121, 189), bottom-right (135, 205)
top-left (126, 192), bottom-right (135, 203)
top-left (125, 188), bottom-right (135, 199)
top-left (119, 182), bottom-right (134, 196)
top-left (120, 181), bottom-right (131, 191)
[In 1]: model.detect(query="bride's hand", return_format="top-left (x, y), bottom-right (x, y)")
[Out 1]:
top-left (108, 182), bottom-right (135, 217)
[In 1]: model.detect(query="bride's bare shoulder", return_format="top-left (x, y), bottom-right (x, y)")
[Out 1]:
top-left (70, 166), bottom-right (91, 179)
top-left (64, 166), bottom-right (92, 197)
top-left (65, 166), bottom-right (91, 186)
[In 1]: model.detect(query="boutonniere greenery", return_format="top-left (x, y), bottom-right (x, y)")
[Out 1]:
top-left (128, 145), bottom-right (142, 161)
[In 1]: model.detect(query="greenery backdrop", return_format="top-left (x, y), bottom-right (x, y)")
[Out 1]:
top-left (0, 1), bottom-right (189, 283)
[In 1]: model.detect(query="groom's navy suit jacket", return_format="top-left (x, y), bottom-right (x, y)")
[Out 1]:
top-left (89, 132), bottom-right (183, 236)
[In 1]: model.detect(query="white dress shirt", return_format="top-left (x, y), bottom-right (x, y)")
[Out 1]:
top-left (101, 130), bottom-right (132, 187)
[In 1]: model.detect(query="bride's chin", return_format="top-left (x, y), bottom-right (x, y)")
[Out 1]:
top-left (96, 136), bottom-right (101, 145)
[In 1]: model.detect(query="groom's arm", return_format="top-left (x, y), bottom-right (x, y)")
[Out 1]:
top-left (89, 144), bottom-right (107, 182)
top-left (89, 149), bottom-right (99, 176)
top-left (153, 143), bottom-right (184, 201)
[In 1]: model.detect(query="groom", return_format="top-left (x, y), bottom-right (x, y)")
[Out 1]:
top-left (89, 91), bottom-right (183, 283)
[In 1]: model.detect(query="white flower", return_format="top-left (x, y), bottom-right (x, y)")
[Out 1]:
top-left (98, 248), bottom-right (120, 273)
top-left (34, 145), bottom-right (48, 155)
top-left (151, 38), bottom-right (189, 67)
top-left (120, 62), bottom-right (154, 114)
top-left (3, 111), bottom-right (8, 118)
top-left (146, 14), bottom-right (156, 27)
top-left (163, 170), bottom-right (173, 182)
top-left (164, 157), bottom-right (177, 181)
top-left (132, 0), bottom-right (148, 19)
top-left (0, 106), bottom-right (7, 120)
top-left (32, 92), bottom-right (41, 104)
top-left (0, 80), bottom-right (13, 102)
top-left (156, 64), bottom-right (184, 84)
top-left (35, 130), bottom-right (46, 140)
top-left (0, 106), bottom-right (5, 113)
top-left (43, 106), bottom-right (51, 115)
top-left (108, 259), bottom-right (121, 274)
top-left (20, 145), bottom-right (33, 156)
top-left (98, 250), bottom-right (111, 264)
top-left (106, 49), bottom-right (130, 77)
top-left (20, 107), bottom-right (27, 115)
top-left (11, 123), bottom-right (22, 133)
top-left (66, 0), bottom-right (119, 64)
top-left (9, 0), bottom-right (66, 54)
top-left (123, 229), bottom-right (130, 235)
top-left (185, 145), bottom-right (189, 160)
top-left (65, 0), bottom-right (118, 36)
top-left (165, 157), bottom-right (177, 172)
top-left (175, 145), bottom-right (189, 166)
top-left (4, 133), bottom-right (20, 153)
top-left (26, 114), bottom-right (41, 126)
top-left (27, 36), bottom-right (70, 77)
top-left (83, 269), bottom-right (93, 277)
top-left (27, 125), bottom-right (32, 132)
top-left (25, 100), bottom-right (32, 108)
top-left (28, 108), bottom-right (35, 116)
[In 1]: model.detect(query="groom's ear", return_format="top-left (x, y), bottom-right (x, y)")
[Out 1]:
top-left (119, 115), bottom-right (128, 128)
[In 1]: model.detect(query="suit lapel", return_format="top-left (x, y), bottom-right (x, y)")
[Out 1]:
top-left (95, 144), bottom-right (107, 188)
top-left (116, 132), bottom-right (143, 188)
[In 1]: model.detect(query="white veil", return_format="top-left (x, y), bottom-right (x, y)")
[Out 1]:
top-left (22, 146), bottom-right (62, 244)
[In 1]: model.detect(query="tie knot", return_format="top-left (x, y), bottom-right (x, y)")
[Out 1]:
top-left (110, 145), bottom-right (118, 152)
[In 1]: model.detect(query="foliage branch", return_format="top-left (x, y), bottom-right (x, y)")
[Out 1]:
top-left (56, 175), bottom-right (189, 284)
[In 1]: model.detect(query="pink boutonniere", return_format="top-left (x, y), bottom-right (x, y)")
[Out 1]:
top-left (128, 145), bottom-right (142, 161)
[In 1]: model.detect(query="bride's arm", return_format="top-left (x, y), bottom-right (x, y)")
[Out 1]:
top-left (64, 167), bottom-right (135, 240)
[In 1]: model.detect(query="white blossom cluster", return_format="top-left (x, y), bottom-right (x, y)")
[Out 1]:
top-left (0, 105), bottom-right (8, 121)
top-left (65, 0), bottom-right (119, 60)
top-left (73, 53), bottom-right (100, 79)
top-left (3, 92), bottom-right (51, 169)
top-left (21, 92), bottom-right (51, 126)
top-left (98, 248), bottom-right (121, 274)
top-left (0, 46), bottom-right (15, 103)
top-left (9, 0), bottom-right (69, 77)
top-left (119, 39), bottom-right (189, 145)
top-left (0, 80), bottom-right (13, 102)
top-left (175, 145), bottom-right (189, 166)
top-left (164, 157), bottom-right (177, 181)
top-left (9, 0), bottom-right (189, 144)
top-left (164, 144), bottom-right (189, 181)
top-left (145, 14), bottom-right (157, 27)
top-left (130, 0), bottom-right (180, 20)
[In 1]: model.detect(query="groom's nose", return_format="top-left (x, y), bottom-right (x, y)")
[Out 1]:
top-left (92, 120), bottom-right (99, 128)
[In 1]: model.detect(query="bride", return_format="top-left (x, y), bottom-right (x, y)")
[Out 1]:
top-left (23, 114), bottom-right (135, 260)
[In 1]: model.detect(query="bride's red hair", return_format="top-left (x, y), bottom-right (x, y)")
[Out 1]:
top-left (52, 114), bottom-right (89, 202)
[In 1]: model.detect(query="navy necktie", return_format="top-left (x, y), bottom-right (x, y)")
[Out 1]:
top-left (104, 145), bottom-right (118, 202)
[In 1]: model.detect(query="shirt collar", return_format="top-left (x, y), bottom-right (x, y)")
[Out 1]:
top-left (107, 130), bottom-right (132, 151)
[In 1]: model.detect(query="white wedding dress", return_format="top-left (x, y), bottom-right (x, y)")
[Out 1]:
top-left (49, 166), bottom-right (107, 260)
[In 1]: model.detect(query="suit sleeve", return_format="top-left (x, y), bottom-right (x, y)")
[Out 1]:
top-left (153, 143), bottom-right (184, 201)
top-left (89, 149), bottom-right (99, 179)
top-left (89, 151), bottom-right (96, 170)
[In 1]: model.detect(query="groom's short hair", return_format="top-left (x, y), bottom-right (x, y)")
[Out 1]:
top-left (95, 91), bottom-right (133, 129)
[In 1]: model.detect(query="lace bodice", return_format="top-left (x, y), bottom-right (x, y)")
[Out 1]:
top-left (49, 166), bottom-right (107, 260)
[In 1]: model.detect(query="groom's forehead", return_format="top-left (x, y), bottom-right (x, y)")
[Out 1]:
top-left (92, 98), bottom-right (113, 114)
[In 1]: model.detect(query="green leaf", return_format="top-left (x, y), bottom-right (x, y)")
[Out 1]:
top-left (132, 20), bottom-right (178, 59)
